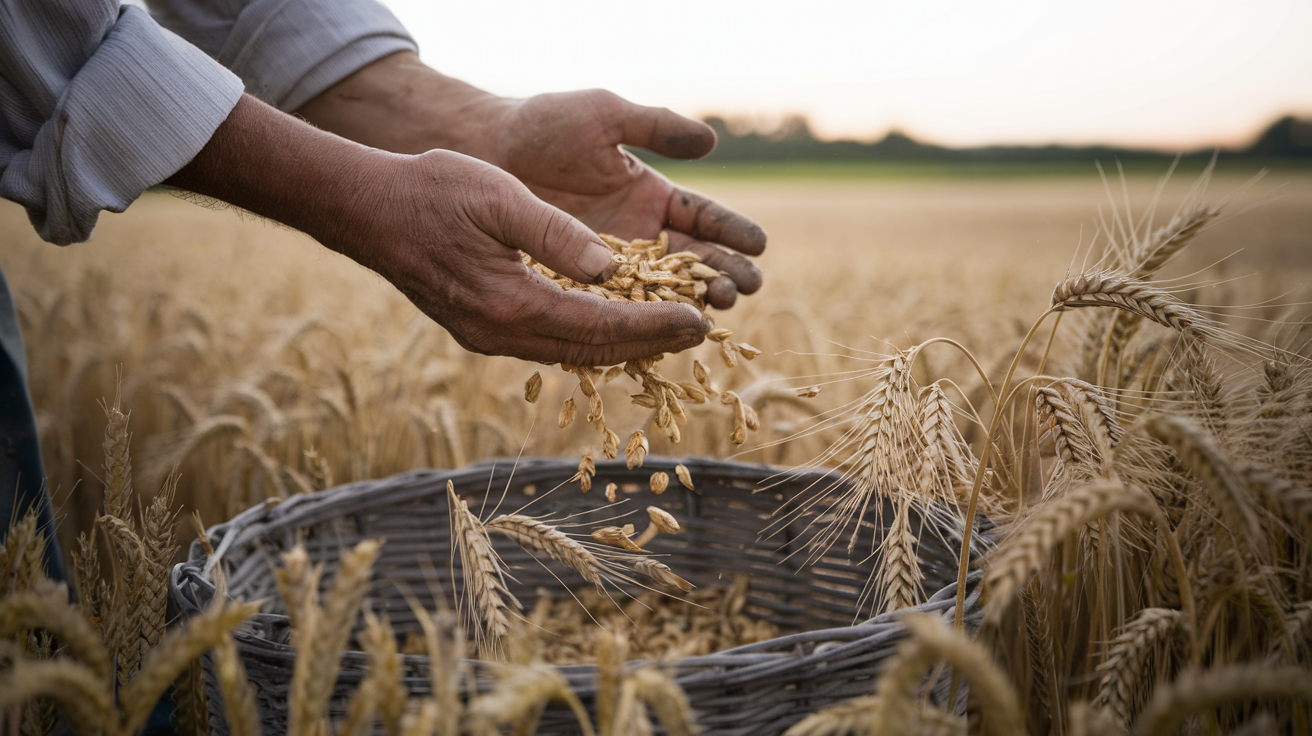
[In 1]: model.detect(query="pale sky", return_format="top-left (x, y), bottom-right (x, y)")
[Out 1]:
top-left (381, 0), bottom-right (1312, 149)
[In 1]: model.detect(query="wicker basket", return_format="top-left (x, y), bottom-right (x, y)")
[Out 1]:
top-left (169, 456), bottom-right (983, 736)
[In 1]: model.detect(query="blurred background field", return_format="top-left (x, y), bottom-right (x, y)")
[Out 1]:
top-left (4, 162), bottom-right (1310, 552)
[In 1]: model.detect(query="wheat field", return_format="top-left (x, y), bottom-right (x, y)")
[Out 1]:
top-left (4, 164), bottom-right (1312, 735)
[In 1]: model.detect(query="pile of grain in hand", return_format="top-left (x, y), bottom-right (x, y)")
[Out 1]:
top-left (525, 232), bottom-right (761, 480)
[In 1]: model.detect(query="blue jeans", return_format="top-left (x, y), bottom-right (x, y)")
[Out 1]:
top-left (0, 263), bottom-right (67, 585)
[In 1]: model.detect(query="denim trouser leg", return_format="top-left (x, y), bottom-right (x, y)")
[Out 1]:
top-left (0, 263), bottom-right (67, 584)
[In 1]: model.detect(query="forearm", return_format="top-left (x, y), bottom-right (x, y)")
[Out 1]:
top-left (294, 51), bottom-right (512, 160)
top-left (166, 94), bottom-right (385, 256)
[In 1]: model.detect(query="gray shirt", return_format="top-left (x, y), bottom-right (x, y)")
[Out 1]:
top-left (0, 0), bottom-right (417, 245)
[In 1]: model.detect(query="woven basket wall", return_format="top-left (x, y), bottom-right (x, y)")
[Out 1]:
top-left (169, 456), bottom-right (984, 736)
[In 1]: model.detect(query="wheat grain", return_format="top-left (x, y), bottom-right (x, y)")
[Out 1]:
top-left (675, 464), bottom-right (695, 490)
top-left (626, 430), bottom-right (649, 469)
top-left (559, 397), bottom-right (577, 428)
top-left (592, 526), bottom-right (647, 553)
top-left (632, 558), bottom-right (694, 592)
top-left (651, 471), bottom-right (670, 495)
top-left (525, 371), bottom-right (543, 403)
top-left (647, 507), bottom-right (682, 534)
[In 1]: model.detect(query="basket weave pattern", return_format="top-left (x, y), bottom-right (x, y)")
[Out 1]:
top-left (170, 456), bottom-right (982, 736)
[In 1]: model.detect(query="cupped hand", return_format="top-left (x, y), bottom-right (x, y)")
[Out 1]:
top-left (492, 90), bottom-right (767, 309)
top-left (332, 149), bottom-right (710, 365)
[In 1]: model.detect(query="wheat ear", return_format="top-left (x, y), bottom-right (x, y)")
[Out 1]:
top-left (360, 610), bottom-right (406, 734)
top-left (172, 657), bottom-right (210, 736)
top-left (140, 471), bottom-right (180, 652)
top-left (0, 586), bottom-right (111, 683)
top-left (0, 657), bottom-right (116, 736)
top-left (101, 389), bottom-right (134, 519)
top-left (448, 480), bottom-right (519, 659)
top-left (214, 634), bottom-right (261, 736)
top-left (295, 539), bottom-right (382, 735)
top-left (630, 667), bottom-right (699, 736)
top-left (466, 663), bottom-right (598, 736)
top-left (1067, 702), bottom-right (1130, 736)
top-left (595, 629), bottom-right (628, 735)
top-left (876, 496), bottom-right (923, 614)
top-left (119, 598), bottom-right (262, 736)
top-left (984, 480), bottom-right (1194, 654)
top-left (1131, 665), bottom-right (1312, 736)
top-left (867, 613), bottom-right (1023, 736)
top-left (1050, 272), bottom-right (1210, 342)
top-left (410, 601), bottom-right (464, 736)
top-left (1095, 608), bottom-right (1183, 727)
top-left (1139, 414), bottom-right (1262, 550)
top-left (487, 514), bottom-right (604, 589)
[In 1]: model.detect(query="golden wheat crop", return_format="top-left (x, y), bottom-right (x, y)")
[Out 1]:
top-left (4, 165), bottom-right (1312, 734)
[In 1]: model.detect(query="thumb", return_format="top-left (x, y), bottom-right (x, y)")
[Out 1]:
top-left (616, 99), bottom-right (717, 160)
top-left (496, 186), bottom-right (619, 284)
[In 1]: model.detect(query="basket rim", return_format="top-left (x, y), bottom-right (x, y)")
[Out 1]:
top-left (171, 456), bottom-right (984, 690)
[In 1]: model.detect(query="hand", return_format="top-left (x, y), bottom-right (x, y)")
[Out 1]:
top-left (295, 53), bottom-right (767, 308)
top-left (490, 90), bottom-right (767, 309)
top-left (332, 150), bottom-right (711, 364)
top-left (168, 95), bottom-right (709, 365)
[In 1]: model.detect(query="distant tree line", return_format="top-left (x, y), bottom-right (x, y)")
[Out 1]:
top-left (639, 114), bottom-right (1312, 165)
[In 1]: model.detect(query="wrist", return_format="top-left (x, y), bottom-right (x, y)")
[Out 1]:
top-left (166, 94), bottom-right (397, 259)
top-left (295, 51), bottom-right (514, 163)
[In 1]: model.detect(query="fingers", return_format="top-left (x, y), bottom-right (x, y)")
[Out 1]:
top-left (666, 232), bottom-right (763, 299)
top-left (666, 187), bottom-right (768, 256)
top-left (614, 98), bottom-right (717, 160)
top-left (467, 278), bottom-right (710, 365)
top-left (532, 286), bottom-right (709, 355)
top-left (494, 187), bottom-right (619, 284)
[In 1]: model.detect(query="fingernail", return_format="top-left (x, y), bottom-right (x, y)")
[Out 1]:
top-left (582, 245), bottom-right (620, 284)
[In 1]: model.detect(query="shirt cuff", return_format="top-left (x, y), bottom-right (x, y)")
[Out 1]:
top-left (0, 6), bottom-right (244, 245)
top-left (215, 0), bottom-right (418, 112)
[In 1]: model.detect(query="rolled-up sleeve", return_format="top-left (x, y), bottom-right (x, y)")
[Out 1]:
top-left (0, 1), bottom-right (245, 245)
top-left (148, 0), bottom-right (418, 113)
